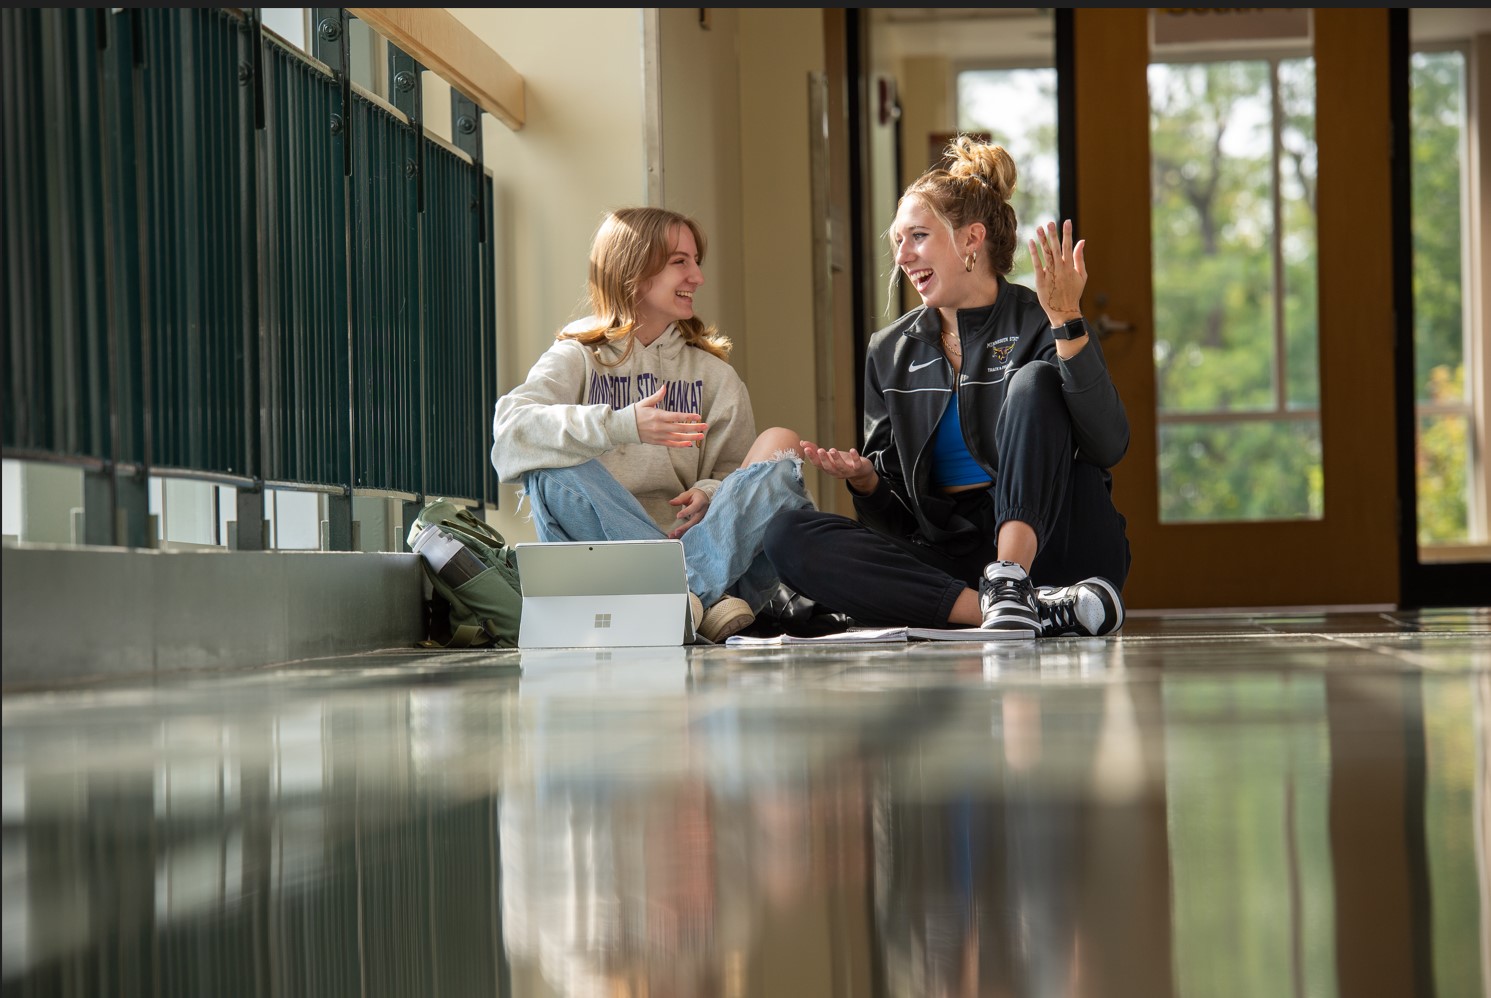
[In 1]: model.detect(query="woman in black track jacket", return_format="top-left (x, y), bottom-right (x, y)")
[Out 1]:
top-left (762, 135), bottom-right (1131, 638)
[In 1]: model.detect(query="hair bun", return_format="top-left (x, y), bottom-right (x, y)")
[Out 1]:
top-left (945, 134), bottom-right (1017, 202)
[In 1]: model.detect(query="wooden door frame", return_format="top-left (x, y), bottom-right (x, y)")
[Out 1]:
top-left (1072, 9), bottom-right (1400, 610)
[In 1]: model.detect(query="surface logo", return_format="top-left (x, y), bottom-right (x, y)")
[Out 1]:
top-left (594, 613), bottom-right (612, 629)
top-left (985, 336), bottom-right (1019, 381)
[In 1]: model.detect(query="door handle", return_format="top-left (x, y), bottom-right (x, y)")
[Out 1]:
top-left (1094, 313), bottom-right (1134, 340)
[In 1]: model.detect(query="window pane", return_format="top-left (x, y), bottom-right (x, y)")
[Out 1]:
top-left (1410, 43), bottom-right (1473, 548)
top-left (1278, 58), bottom-right (1319, 410)
top-left (1410, 51), bottom-right (1466, 406)
top-left (1158, 421), bottom-right (1323, 523)
top-left (1150, 57), bottom-right (1322, 524)
top-left (1417, 413), bottom-right (1470, 545)
top-left (1151, 61), bottom-right (1283, 413)
top-left (957, 68), bottom-right (1057, 292)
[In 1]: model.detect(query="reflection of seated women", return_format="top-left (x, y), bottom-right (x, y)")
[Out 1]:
top-left (873, 788), bottom-right (1081, 996)
top-left (490, 207), bottom-right (815, 642)
top-left (497, 775), bottom-right (753, 996)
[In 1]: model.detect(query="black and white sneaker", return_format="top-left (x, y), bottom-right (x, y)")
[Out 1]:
top-left (979, 560), bottom-right (1042, 634)
top-left (1036, 577), bottom-right (1125, 637)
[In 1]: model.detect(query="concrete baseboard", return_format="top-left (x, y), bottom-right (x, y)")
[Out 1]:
top-left (2, 544), bottom-right (425, 689)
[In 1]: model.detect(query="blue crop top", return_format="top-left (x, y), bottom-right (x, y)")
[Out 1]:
top-left (931, 395), bottom-right (989, 487)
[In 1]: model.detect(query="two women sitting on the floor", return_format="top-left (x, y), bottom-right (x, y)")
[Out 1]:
top-left (491, 135), bottom-right (1130, 641)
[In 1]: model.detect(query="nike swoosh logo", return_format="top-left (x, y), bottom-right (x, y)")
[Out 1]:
top-left (908, 358), bottom-right (942, 372)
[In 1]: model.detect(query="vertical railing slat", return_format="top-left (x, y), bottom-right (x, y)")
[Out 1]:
top-left (260, 38), bottom-right (347, 487)
top-left (349, 90), bottom-right (418, 495)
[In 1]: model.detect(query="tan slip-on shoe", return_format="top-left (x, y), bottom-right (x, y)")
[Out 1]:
top-left (699, 595), bottom-right (755, 643)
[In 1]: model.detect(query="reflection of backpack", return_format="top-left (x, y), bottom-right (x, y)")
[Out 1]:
top-left (406, 499), bottom-right (523, 648)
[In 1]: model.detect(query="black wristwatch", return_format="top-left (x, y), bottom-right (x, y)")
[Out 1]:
top-left (1051, 316), bottom-right (1088, 341)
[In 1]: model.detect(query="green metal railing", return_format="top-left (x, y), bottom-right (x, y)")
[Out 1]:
top-left (1, 8), bottom-right (499, 548)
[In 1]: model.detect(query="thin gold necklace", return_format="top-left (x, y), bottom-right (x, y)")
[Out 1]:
top-left (941, 327), bottom-right (961, 357)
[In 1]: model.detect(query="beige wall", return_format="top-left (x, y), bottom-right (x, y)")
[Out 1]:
top-left (737, 9), bottom-right (828, 499)
top-left (659, 7), bottom-right (831, 499)
top-left (656, 7), bottom-right (746, 379)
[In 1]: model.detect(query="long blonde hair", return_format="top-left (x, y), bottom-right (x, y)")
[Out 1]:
top-left (558, 206), bottom-right (732, 365)
top-left (888, 135), bottom-right (1020, 303)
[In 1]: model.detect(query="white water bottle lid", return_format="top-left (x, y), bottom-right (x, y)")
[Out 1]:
top-left (411, 523), bottom-right (463, 572)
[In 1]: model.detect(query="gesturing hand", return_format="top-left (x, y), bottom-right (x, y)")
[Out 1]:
top-left (1028, 219), bottom-right (1086, 325)
top-left (667, 487), bottom-right (710, 539)
top-left (800, 440), bottom-right (878, 495)
top-left (635, 385), bottom-right (707, 448)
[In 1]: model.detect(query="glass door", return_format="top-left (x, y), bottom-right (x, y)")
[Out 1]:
top-left (1398, 8), bottom-right (1491, 606)
top-left (1073, 9), bottom-right (1400, 610)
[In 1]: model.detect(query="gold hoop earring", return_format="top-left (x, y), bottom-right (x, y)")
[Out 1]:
top-left (964, 251), bottom-right (977, 273)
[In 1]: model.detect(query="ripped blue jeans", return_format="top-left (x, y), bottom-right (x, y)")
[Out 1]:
top-left (522, 456), bottom-right (814, 612)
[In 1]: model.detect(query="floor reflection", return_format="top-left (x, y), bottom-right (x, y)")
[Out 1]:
top-left (2, 610), bottom-right (1487, 997)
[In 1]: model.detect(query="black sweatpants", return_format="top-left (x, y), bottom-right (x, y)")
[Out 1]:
top-left (763, 363), bottom-right (1130, 628)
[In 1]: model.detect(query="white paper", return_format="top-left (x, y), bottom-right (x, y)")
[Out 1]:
top-left (725, 626), bottom-right (1033, 647)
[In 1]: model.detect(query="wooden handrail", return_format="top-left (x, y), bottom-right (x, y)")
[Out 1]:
top-left (347, 7), bottom-right (525, 131)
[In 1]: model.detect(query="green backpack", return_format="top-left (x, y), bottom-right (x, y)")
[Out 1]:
top-left (406, 499), bottom-right (523, 648)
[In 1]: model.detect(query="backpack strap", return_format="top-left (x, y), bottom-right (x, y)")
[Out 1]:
top-left (444, 622), bottom-right (489, 647)
top-left (449, 508), bottom-right (508, 551)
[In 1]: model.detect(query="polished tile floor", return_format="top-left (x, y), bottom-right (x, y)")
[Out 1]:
top-left (3, 608), bottom-right (1488, 998)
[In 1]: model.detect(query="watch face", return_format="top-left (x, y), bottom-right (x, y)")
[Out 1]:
top-left (1055, 318), bottom-right (1086, 340)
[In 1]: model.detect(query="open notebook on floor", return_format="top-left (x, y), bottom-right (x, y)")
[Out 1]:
top-left (725, 625), bottom-right (1034, 647)
top-left (514, 539), bottom-right (694, 648)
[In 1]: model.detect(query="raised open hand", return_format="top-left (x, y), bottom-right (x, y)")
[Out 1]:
top-left (1028, 219), bottom-right (1086, 325)
top-left (634, 385), bottom-right (707, 448)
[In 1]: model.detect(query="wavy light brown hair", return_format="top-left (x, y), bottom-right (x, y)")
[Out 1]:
top-left (558, 206), bottom-right (732, 366)
top-left (888, 135), bottom-right (1020, 302)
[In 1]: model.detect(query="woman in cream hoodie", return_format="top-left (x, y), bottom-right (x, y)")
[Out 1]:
top-left (491, 207), bottom-right (814, 642)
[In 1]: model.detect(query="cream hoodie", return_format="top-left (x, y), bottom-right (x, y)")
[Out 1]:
top-left (491, 321), bottom-right (756, 531)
